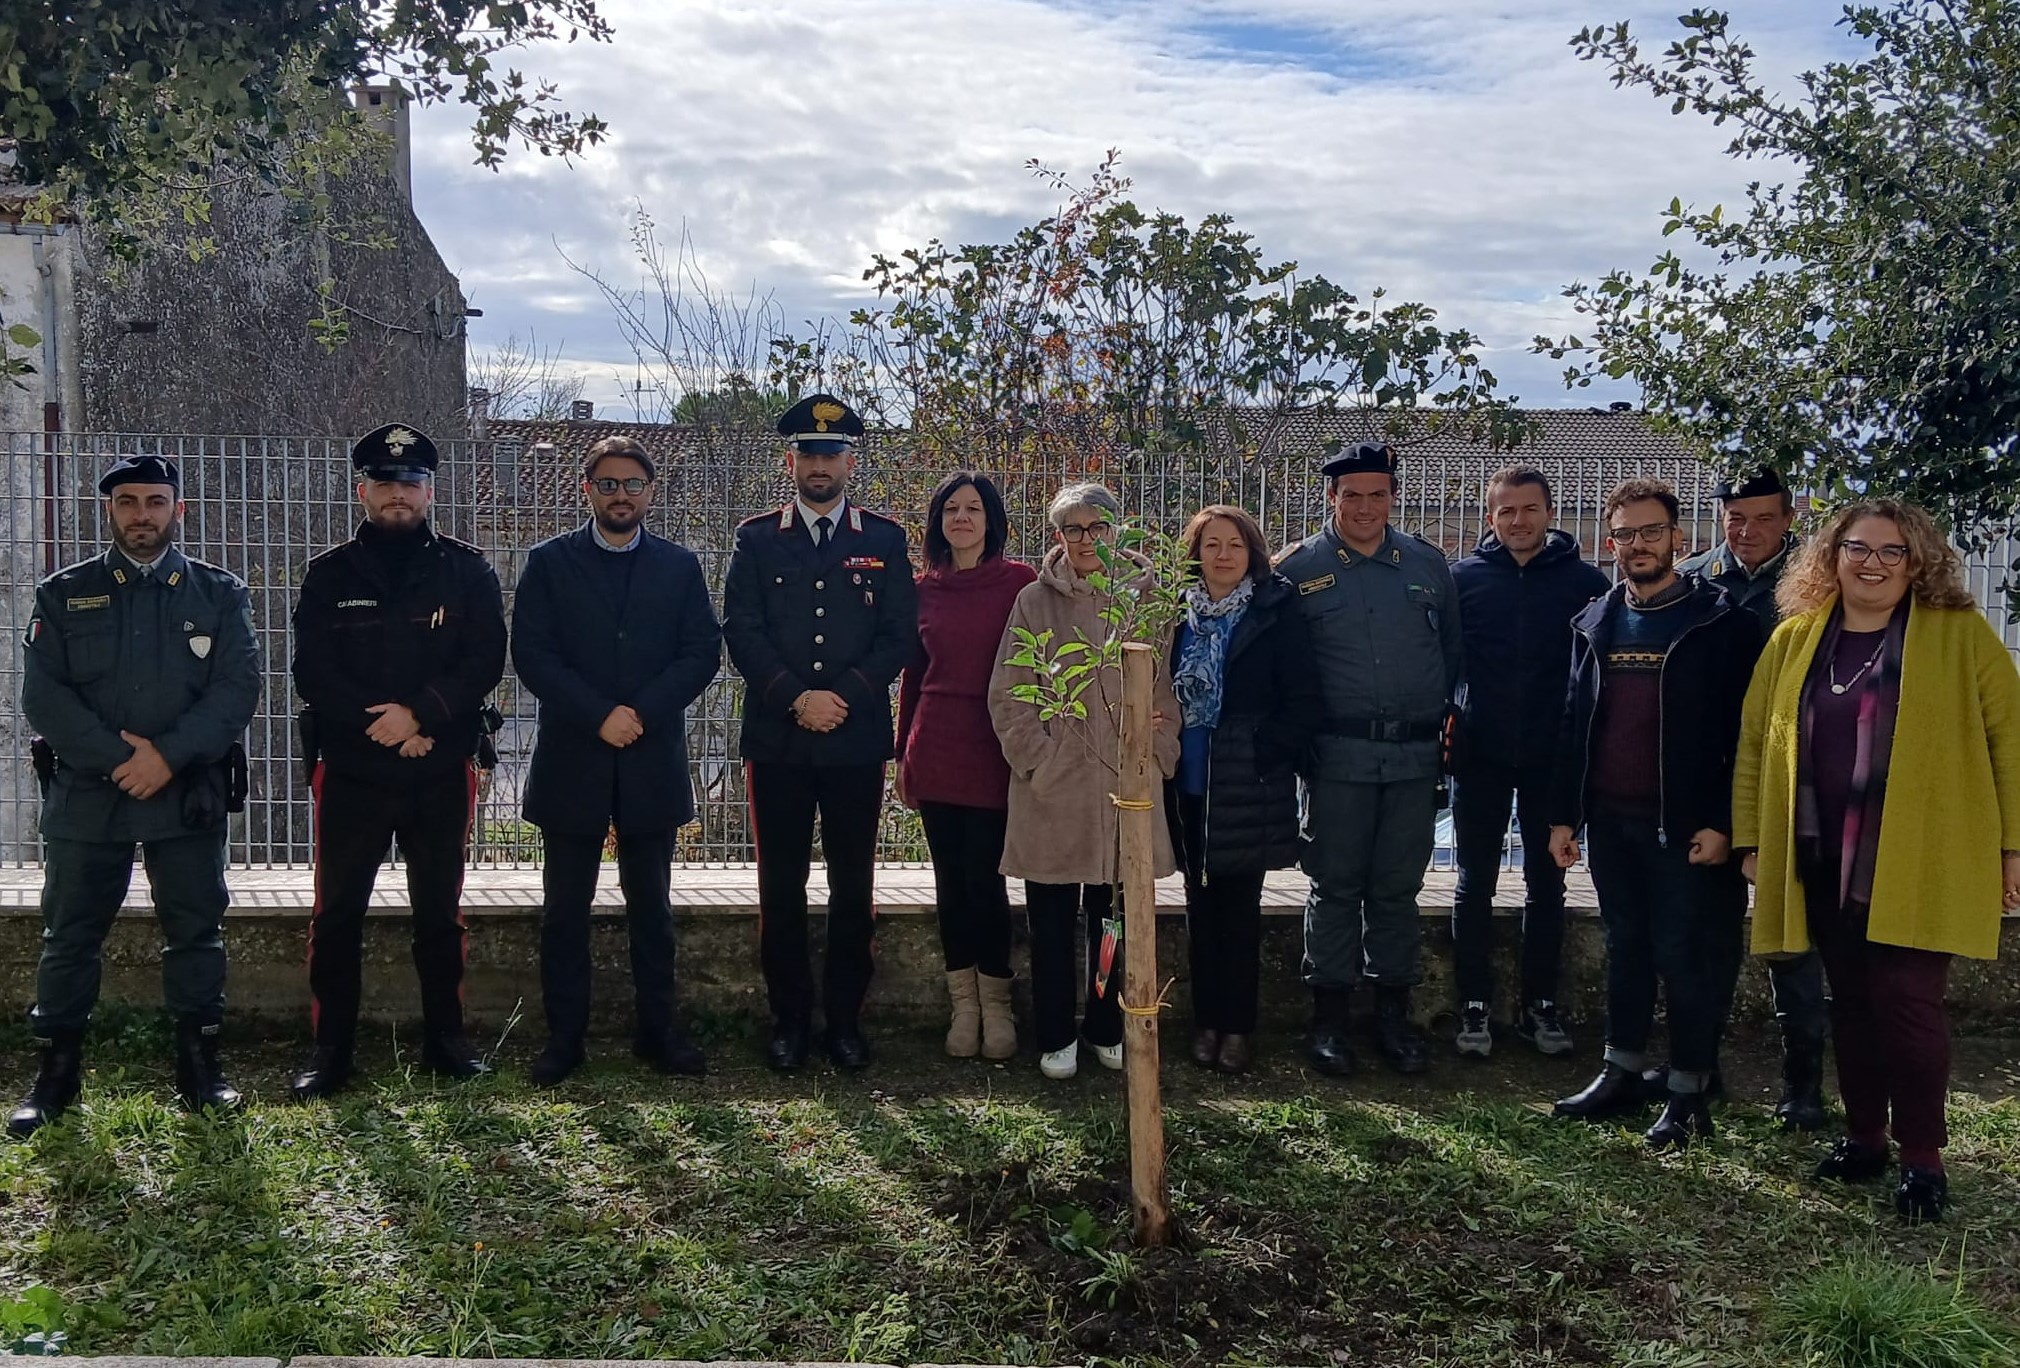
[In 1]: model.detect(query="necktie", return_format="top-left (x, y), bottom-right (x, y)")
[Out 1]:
top-left (815, 515), bottom-right (832, 549)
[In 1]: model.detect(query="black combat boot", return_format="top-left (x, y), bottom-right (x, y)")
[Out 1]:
top-left (1774, 1028), bottom-right (1828, 1132)
top-left (174, 1018), bottom-right (243, 1113)
top-left (1306, 988), bottom-right (1356, 1077)
top-left (1372, 986), bottom-right (1429, 1075)
top-left (7, 1030), bottom-right (84, 1138)
top-left (1554, 1062), bottom-right (1647, 1120)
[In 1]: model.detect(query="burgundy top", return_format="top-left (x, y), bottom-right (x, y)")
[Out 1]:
top-left (1806, 627), bottom-right (1888, 877)
top-left (896, 555), bottom-right (1038, 810)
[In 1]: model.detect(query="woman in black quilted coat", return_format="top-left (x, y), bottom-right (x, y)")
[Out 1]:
top-left (1166, 504), bottom-right (1324, 1073)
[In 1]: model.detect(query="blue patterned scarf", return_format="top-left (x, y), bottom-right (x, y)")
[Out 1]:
top-left (1173, 579), bottom-right (1253, 730)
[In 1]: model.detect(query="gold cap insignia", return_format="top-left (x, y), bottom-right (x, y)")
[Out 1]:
top-left (811, 400), bottom-right (844, 433)
top-left (386, 427), bottom-right (417, 452)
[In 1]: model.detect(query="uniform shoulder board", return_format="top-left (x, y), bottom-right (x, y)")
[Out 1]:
top-left (306, 542), bottom-right (351, 570)
top-left (436, 533), bottom-right (486, 557)
top-left (182, 555), bottom-right (249, 590)
top-left (38, 558), bottom-right (102, 591)
top-left (737, 509), bottom-right (780, 528)
top-left (855, 505), bottom-right (902, 526)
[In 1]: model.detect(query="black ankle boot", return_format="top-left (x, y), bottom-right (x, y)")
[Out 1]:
top-left (1555, 1062), bottom-right (1647, 1120)
top-left (422, 1033), bottom-right (493, 1081)
top-left (1372, 987), bottom-right (1429, 1075)
top-left (7, 1030), bottom-right (84, 1138)
top-left (1306, 988), bottom-right (1356, 1077)
top-left (290, 1044), bottom-right (354, 1102)
top-left (1895, 1166), bottom-right (1949, 1223)
top-left (1645, 1091), bottom-right (1715, 1151)
top-left (1774, 1032), bottom-right (1828, 1132)
top-left (174, 1018), bottom-right (242, 1113)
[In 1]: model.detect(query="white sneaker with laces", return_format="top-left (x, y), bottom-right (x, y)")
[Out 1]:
top-left (1456, 1001), bottom-right (1493, 1058)
top-left (1040, 1042), bottom-right (1079, 1079)
top-left (1518, 1000), bottom-right (1575, 1056)
top-left (1093, 1040), bottom-right (1124, 1071)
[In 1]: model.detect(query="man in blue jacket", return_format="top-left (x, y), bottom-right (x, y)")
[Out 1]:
top-left (512, 436), bottom-right (723, 1085)
top-left (1449, 465), bottom-right (1608, 1060)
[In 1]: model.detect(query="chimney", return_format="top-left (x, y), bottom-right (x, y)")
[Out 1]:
top-left (352, 84), bottom-right (412, 203)
top-left (570, 399), bottom-right (595, 422)
top-left (468, 386), bottom-right (492, 439)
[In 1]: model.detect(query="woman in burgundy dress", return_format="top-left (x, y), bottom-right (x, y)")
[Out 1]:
top-left (896, 472), bottom-right (1036, 1058)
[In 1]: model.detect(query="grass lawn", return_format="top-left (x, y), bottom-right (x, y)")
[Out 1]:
top-left (1, 1010), bottom-right (2016, 1367)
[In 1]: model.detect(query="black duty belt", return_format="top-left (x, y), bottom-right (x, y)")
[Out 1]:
top-left (1323, 717), bottom-right (1442, 744)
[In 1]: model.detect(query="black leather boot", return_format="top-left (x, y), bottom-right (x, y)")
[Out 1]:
top-left (174, 1018), bottom-right (242, 1113)
top-left (1305, 988), bottom-right (1356, 1077)
top-left (290, 1044), bottom-right (354, 1102)
top-left (1644, 1090), bottom-right (1715, 1151)
top-left (635, 1023), bottom-right (707, 1077)
top-left (529, 1036), bottom-right (585, 1088)
top-left (7, 1030), bottom-right (84, 1138)
top-left (422, 1033), bottom-right (493, 1080)
top-left (1555, 1062), bottom-right (1647, 1120)
top-left (1895, 1166), bottom-right (1949, 1223)
top-left (1774, 1029), bottom-right (1828, 1132)
top-left (1372, 986), bottom-right (1429, 1075)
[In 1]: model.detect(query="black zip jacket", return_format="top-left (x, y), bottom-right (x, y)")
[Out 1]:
top-left (1451, 529), bottom-right (1610, 772)
top-left (1549, 575), bottom-right (1762, 844)
top-left (1164, 574), bottom-right (1326, 877)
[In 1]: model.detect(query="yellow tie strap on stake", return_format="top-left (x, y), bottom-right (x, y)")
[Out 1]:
top-left (1119, 976), bottom-right (1176, 1018)
top-left (1110, 794), bottom-right (1154, 811)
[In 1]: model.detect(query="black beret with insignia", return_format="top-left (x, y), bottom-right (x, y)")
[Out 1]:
top-left (1321, 440), bottom-right (1400, 480)
top-left (351, 422), bottom-right (439, 481)
top-left (776, 393), bottom-right (864, 455)
top-left (97, 454), bottom-right (181, 496)
top-left (1712, 466), bottom-right (1787, 501)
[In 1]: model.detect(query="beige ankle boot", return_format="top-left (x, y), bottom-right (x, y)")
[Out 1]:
top-left (975, 972), bottom-right (1017, 1060)
top-left (945, 968), bottom-right (981, 1057)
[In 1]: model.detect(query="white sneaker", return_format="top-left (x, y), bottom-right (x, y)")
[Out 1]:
top-left (1456, 1001), bottom-right (1493, 1058)
top-left (1093, 1040), bottom-right (1124, 1071)
top-left (1040, 1042), bottom-right (1079, 1079)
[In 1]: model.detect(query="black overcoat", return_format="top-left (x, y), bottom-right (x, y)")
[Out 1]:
top-left (512, 525), bottom-right (722, 835)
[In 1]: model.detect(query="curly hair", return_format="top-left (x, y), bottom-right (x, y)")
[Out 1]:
top-left (1602, 478), bottom-right (1680, 527)
top-left (1776, 498), bottom-right (1976, 618)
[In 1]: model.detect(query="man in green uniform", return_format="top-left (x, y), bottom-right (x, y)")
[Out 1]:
top-left (11, 455), bottom-right (261, 1136)
top-left (1278, 442), bottom-right (1463, 1076)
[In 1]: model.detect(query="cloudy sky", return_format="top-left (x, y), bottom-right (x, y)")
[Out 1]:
top-left (410, 1), bottom-right (1845, 419)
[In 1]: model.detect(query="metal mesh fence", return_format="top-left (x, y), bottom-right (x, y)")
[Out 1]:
top-left (3, 430), bottom-right (2014, 869)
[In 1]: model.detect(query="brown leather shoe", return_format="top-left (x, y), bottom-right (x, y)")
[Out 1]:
top-left (1190, 1028), bottom-right (1220, 1068)
top-left (1216, 1033), bottom-right (1253, 1074)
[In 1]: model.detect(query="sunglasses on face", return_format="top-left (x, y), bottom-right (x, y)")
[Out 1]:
top-left (1841, 540), bottom-right (1910, 567)
top-left (589, 477), bottom-right (650, 495)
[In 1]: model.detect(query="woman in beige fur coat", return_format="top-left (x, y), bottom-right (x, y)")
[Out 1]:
top-left (987, 483), bottom-right (1181, 1080)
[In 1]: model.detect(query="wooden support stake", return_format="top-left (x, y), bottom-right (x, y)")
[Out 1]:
top-left (1118, 641), bottom-right (1171, 1247)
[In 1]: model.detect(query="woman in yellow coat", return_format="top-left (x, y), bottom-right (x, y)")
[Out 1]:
top-left (1733, 498), bottom-right (2020, 1224)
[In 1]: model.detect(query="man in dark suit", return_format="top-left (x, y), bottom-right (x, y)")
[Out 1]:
top-left (723, 394), bottom-right (918, 1071)
top-left (512, 436), bottom-right (723, 1086)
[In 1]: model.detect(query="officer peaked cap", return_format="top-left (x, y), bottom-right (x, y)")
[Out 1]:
top-left (776, 394), bottom-right (865, 455)
top-left (352, 422), bottom-right (440, 481)
top-left (1321, 441), bottom-right (1400, 479)
top-left (97, 454), bottom-right (181, 496)
top-left (1712, 466), bottom-right (1787, 501)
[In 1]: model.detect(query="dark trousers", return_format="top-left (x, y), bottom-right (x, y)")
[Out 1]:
top-left (1805, 873), bottom-right (1953, 1167)
top-left (1584, 811), bottom-right (1746, 1079)
top-left (31, 832), bottom-right (229, 1034)
top-left (747, 760), bottom-right (882, 1030)
top-left (1026, 881), bottom-right (1121, 1053)
top-left (918, 801), bottom-right (1014, 977)
top-left (538, 827), bottom-right (680, 1044)
top-left (1174, 790), bottom-right (1265, 1034)
top-left (308, 763), bottom-right (475, 1052)
top-left (1300, 774), bottom-right (1437, 988)
top-left (1449, 763), bottom-right (1566, 1008)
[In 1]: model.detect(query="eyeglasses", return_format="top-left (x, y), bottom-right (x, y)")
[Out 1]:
top-left (1607, 522), bottom-right (1674, 545)
top-left (1841, 540), bottom-right (1910, 567)
top-left (1058, 521), bottom-right (1114, 543)
top-left (589, 477), bottom-right (650, 495)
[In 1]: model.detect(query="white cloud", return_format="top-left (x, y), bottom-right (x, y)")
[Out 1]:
top-left (416, 0), bottom-right (1848, 417)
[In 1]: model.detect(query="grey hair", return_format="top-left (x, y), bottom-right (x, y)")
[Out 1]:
top-left (1047, 482), bottom-right (1122, 529)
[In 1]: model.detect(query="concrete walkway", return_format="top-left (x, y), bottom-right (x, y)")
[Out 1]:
top-left (0, 862), bottom-right (1600, 916)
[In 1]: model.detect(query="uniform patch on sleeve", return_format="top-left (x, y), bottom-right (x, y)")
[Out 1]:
top-left (23, 616), bottom-right (41, 646)
top-left (1298, 574), bottom-right (1336, 595)
top-left (64, 594), bottom-right (111, 611)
